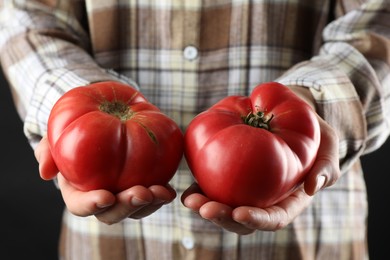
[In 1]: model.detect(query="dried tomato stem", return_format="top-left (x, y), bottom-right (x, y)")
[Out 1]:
top-left (99, 101), bottom-right (133, 121)
top-left (244, 111), bottom-right (274, 130)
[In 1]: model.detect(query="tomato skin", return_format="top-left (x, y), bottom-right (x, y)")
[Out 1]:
top-left (47, 81), bottom-right (183, 193)
top-left (184, 82), bottom-right (320, 208)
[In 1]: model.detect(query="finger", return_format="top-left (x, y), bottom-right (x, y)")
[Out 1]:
top-left (233, 188), bottom-right (312, 231)
top-left (129, 185), bottom-right (177, 219)
top-left (181, 182), bottom-right (203, 201)
top-left (94, 185), bottom-right (153, 224)
top-left (149, 184), bottom-right (177, 203)
top-left (199, 201), bottom-right (254, 235)
top-left (304, 118), bottom-right (340, 196)
top-left (35, 136), bottom-right (58, 180)
top-left (181, 183), bottom-right (210, 211)
top-left (57, 174), bottom-right (116, 217)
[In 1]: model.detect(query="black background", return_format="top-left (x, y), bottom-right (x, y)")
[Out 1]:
top-left (0, 70), bottom-right (388, 260)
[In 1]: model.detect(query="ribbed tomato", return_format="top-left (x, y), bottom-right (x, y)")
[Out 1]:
top-left (184, 82), bottom-right (320, 208)
top-left (48, 81), bottom-right (183, 193)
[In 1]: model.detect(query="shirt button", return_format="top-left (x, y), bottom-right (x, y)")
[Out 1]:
top-left (183, 45), bottom-right (198, 60)
top-left (181, 236), bottom-right (195, 250)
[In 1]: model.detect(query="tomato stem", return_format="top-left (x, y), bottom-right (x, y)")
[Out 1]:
top-left (244, 111), bottom-right (274, 130)
top-left (99, 101), bottom-right (133, 121)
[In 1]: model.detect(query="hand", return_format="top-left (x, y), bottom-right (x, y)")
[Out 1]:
top-left (286, 85), bottom-right (341, 195)
top-left (182, 89), bottom-right (341, 234)
top-left (35, 136), bottom-right (176, 224)
top-left (182, 183), bottom-right (312, 235)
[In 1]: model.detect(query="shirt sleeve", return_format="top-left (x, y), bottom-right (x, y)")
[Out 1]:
top-left (0, 1), bottom-right (138, 149)
top-left (277, 0), bottom-right (390, 172)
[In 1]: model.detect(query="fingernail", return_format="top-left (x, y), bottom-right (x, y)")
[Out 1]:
top-left (153, 198), bottom-right (169, 205)
top-left (314, 175), bottom-right (326, 194)
top-left (131, 197), bottom-right (150, 207)
top-left (97, 202), bottom-right (113, 209)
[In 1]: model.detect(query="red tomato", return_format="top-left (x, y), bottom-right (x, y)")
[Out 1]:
top-left (47, 81), bottom-right (183, 193)
top-left (184, 82), bottom-right (320, 208)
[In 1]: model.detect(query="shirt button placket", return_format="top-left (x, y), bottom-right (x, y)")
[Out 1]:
top-left (183, 45), bottom-right (198, 61)
top-left (181, 236), bottom-right (195, 250)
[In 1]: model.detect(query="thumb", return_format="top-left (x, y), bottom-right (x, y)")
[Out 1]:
top-left (34, 135), bottom-right (59, 180)
top-left (304, 118), bottom-right (340, 196)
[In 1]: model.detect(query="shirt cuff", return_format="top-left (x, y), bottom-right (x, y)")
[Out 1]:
top-left (276, 46), bottom-right (367, 172)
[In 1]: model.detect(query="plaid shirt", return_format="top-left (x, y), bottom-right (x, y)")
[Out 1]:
top-left (1, 0), bottom-right (390, 259)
